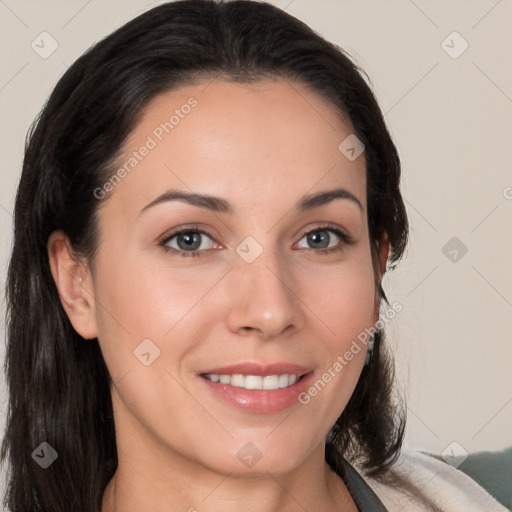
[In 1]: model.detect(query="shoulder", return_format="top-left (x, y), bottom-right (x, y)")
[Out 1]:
top-left (357, 449), bottom-right (508, 512)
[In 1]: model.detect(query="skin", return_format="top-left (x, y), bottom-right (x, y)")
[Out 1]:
top-left (48, 78), bottom-right (389, 512)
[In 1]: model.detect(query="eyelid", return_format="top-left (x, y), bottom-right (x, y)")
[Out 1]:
top-left (158, 224), bottom-right (220, 246)
top-left (295, 222), bottom-right (352, 243)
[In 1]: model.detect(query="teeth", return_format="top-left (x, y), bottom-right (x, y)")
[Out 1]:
top-left (278, 374), bottom-right (289, 388)
top-left (231, 374), bottom-right (245, 387)
top-left (219, 374), bottom-right (231, 384)
top-left (263, 375), bottom-right (279, 390)
top-left (244, 375), bottom-right (263, 389)
top-left (204, 373), bottom-right (299, 390)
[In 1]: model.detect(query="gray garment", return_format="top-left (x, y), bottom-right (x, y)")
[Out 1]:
top-left (338, 457), bottom-right (389, 511)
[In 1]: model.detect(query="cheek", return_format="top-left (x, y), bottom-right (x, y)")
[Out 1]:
top-left (294, 260), bottom-right (376, 419)
top-left (304, 258), bottom-right (376, 344)
top-left (91, 249), bottom-right (225, 378)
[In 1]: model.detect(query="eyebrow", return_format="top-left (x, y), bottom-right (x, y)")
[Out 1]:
top-left (139, 186), bottom-right (363, 217)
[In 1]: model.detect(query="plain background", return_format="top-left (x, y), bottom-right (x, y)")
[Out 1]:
top-left (0, 0), bottom-right (511, 489)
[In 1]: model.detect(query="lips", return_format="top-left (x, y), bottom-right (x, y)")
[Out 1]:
top-left (198, 362), bottom-right (315, 413)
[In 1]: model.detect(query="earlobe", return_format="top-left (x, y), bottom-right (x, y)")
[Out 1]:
top-left (47, 230), bottom-right (98, 340)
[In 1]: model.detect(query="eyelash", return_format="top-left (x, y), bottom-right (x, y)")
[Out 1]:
top-left (159, 223), bottom-right (354, 258)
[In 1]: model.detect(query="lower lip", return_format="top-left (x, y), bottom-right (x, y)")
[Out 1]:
top-left (200, 373), bottom-right (315, 413)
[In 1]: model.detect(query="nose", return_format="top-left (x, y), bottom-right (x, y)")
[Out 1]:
top-left (225, 251), bottom-right (304, 341)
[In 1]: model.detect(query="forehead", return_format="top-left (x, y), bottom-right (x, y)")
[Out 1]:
top-left (108, 78), bottom-right (367, 217)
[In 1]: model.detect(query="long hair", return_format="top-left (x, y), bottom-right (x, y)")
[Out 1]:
top-left (1, 1), bottom-right (408, 510)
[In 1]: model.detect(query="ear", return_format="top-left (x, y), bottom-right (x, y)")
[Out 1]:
top-left (373, 232), bottom-right (390, 324)
top-left (47, 230), bottom-right (98, 340)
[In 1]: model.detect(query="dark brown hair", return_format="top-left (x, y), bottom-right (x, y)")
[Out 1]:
top-left (1, 1), bottom-right (408, 510)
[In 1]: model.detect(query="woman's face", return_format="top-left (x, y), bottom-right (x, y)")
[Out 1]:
top-left (80, 79), bottom-right (386, 475)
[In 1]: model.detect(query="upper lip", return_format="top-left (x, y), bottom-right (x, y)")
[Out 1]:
top-left (200, 362), bottom-right (313, 377)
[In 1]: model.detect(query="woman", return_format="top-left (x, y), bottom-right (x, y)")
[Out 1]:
top-left (1, 1), bottom-right (507, 510)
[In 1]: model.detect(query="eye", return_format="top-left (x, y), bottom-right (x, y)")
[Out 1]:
top-left (160, 227), bottom-right (219, 258)
top-left (295, 225), bottom-right (353, 255)
top-left (159, 223), bottom-right (353, 258)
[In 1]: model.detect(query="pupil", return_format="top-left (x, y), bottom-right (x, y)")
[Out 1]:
top-left (179, 232), bottom-right (201, 250)
top-left (309, 231), bottom-right (329, 248)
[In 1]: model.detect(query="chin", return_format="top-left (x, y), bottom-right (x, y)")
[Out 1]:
top-left (201, 437), bottom-right (314, 477)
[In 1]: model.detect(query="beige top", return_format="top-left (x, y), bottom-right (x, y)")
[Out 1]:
top-left (357, 450), bottom-right (509, 511)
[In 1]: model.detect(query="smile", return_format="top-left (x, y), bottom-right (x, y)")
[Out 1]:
top-left (203, 373), bottom-right (298, 390)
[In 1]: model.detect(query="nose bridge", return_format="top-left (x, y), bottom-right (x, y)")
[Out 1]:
top-left (226, 240), bottom-right (301, 339)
